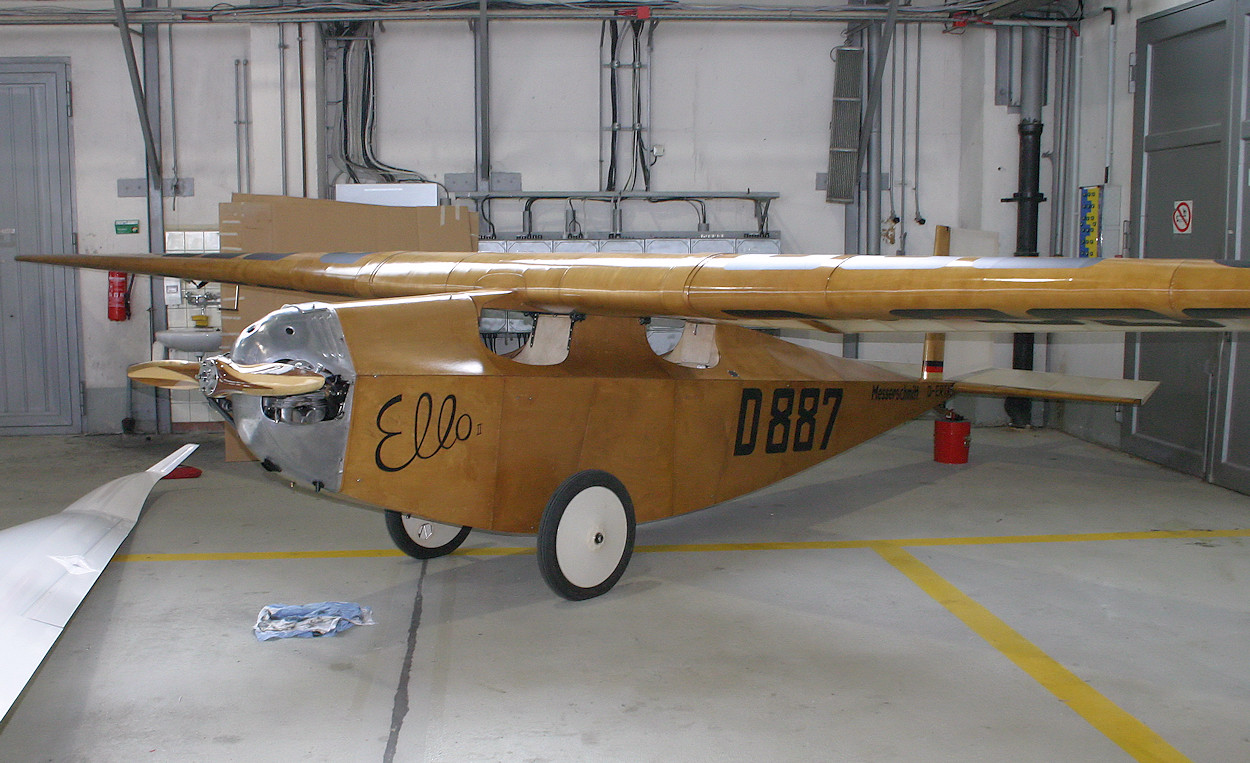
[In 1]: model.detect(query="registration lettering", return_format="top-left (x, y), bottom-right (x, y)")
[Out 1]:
top-left (734, 387), bottom-right (843, 456)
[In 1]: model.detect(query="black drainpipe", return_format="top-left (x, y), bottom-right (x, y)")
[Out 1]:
top-left (1004, 26), bottom-right (1047, 428)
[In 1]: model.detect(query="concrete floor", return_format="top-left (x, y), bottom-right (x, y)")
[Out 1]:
top-left (0, 422), bottom-right (1247, 762)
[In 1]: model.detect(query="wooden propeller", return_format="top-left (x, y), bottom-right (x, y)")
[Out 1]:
top-left (127, 360), bottom-right (200, 390)
top-left (127, 358), bottom-right (326, 397)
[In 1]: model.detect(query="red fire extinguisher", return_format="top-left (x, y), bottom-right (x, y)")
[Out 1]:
top-left (107, 271), bottom-right (130, 321)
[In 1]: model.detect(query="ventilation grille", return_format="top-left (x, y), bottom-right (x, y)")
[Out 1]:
top-left (826, 47), bottom-right (864, 204)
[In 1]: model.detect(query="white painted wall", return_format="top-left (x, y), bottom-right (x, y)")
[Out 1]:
top-left (0, 0), bottom-right (1195, 434)
top-left (0, 22), bottom-right (247, 430)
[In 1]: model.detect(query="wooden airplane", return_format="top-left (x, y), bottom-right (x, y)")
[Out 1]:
top-left (18, 250), bottom-right (1250, 599)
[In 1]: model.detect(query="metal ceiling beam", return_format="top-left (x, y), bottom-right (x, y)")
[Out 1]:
top-left (0, 5), bottom-right (1074, 26)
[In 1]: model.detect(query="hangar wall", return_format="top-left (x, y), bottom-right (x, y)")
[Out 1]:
top-left (0, 0), bottom-right (1194, 437)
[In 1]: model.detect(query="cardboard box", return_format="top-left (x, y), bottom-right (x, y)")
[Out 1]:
top-left (219, 193), bottom-right (478, 254)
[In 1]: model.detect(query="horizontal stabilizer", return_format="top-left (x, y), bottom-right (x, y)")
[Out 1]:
top-left (950, 368), bottom-right (1158, 405)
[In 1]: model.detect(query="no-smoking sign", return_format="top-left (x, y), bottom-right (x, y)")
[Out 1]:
top-left (1173, 200), bottom-right (1193, 235)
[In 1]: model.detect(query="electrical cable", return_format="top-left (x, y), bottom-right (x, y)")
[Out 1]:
top-left (328, 20), bottom-right (430, 187)
top-left (606, 20), bottom-right (621, 191)
top-left (645, 196), bottom-right (706, 229)
top-left (636, 20), bottom-right (654, 190)
top-left (898, 20), bottom-right (908, 245)
top-left (623, 19), bottom-right (655, 191)
top-left (887, 21), bottom-right (897, 220)
top-left (566, 199), bottom-right (584, 237)
top-left (912, 21), bottom-right (924, 224)
top-left (166, 12), bottom-right (181, 211)
top-left (623, 20), bottom-right (640, 190)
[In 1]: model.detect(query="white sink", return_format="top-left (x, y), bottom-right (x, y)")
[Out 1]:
top-left (155, 328), bottom-right (223, 354)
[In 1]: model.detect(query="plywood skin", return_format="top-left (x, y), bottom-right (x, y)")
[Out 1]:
top-left (341, 375), bottom-right (502, 530)
top-left (330, 295), bottom-right (953, 533)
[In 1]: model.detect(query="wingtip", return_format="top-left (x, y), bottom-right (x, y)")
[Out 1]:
top-left (147, 443), bottom-right (200, 477)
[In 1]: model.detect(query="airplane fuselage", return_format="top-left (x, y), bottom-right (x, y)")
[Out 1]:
top-left (229, 293), bottom-right (953, 533)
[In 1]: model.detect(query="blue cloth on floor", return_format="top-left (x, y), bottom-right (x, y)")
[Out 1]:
top-left (254, 602), bottom-right (374, 641)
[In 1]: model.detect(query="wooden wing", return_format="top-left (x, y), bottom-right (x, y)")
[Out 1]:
top-left (18, 251), bottom-right (1250, 333)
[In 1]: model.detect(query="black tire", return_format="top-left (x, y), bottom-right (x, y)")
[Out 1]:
top-left (384, 510), bottom-right (471, 559)
top-left (536, 470), bottom-right (636, 601)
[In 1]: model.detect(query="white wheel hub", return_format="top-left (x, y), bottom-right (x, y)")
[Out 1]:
top-left (401, 516), bottom-right (463, 548)
top-left (554, 486), bottom-right (628, 588)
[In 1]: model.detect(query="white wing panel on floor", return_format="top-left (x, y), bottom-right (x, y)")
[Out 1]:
top-left (0, 444), bottom-right (197, 720)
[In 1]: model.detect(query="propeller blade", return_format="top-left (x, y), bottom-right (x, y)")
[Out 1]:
top-left (199, 356), bottom-right (326, 398)
top-left (127, 360), bottom-right (201, 389)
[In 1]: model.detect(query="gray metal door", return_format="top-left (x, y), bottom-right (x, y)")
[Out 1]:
top-left (1124, 0), bottom-right (1232, 476)
top-left (0, 59), bottom-right (80, 434)
top-left (1209, 0), bottom-right (1250, 492)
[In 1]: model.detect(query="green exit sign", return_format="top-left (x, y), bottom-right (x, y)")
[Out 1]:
top-left (115, 219), bottom-right (140, 235)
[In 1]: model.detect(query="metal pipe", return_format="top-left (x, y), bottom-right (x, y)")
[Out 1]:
top-left (1103, 7), bottom-right (1116, 184)
top-left (298, 23), bottom-right (309, 197)
top-left (0, 7), bottom-right (1076, 26)
top-left (473, 0), bottom-right (491, 191)
top-left (234, 59), bottom-right (245, 191)
top-left (278, 22), bottom-right (289, 196)
top-left (610, 200), bottom-right (624, 237)
top-left (887, 21), bottom-right (898, 221)
top-left (912, 22), bottom-right (924, 224)
top-left (234, 58), bottom-right (252, 193)
top-left (857, 0), bottom-right (899, 171)
top-left (1013, 25), bottom-right (1046, 255)
top-left (112, 0), bottom-right (162, 180)
top-left (1006, 24), bottom-right (1047, 428)
top-left (141, 0), bottom-right (170, 434)
top-left (1066, 27), bottom-right (1084, 258)
top-left (165, 21), bottom-right (180, 207)
top-left (897, 20), bottom-right (908, 252)
top-left (522, 198), bottom-right (536, 237)
top-left (1049, 28), bottom-right (1068, 256)
top-left (864, 21), bottom-right (887, 255)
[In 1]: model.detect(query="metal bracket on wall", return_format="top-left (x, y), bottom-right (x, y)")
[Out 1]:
top-left (445, 171), bottom-right (522, 193)
top-left (116, 177), bottom-right (195, 197)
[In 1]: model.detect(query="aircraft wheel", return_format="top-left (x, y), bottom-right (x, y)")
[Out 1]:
top-left (384, 511), bottom-right (471, 559)
top-left (537, 470), bottom-right (636, 601)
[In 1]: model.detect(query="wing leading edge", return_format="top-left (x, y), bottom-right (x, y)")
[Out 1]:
top-left (19, 251), bottom-right (1250, 332)
top-left (0, 445), bottom-right (197, 720)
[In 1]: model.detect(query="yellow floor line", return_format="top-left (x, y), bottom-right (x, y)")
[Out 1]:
top-left (873, 543), bottom-right (1192, 763)
top-left (116, 527), bottom-right (1226, 759)
top-left (115, 528), bottom-right (1250, 563)
top-left (117, 546), bottom-right (531, 562)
